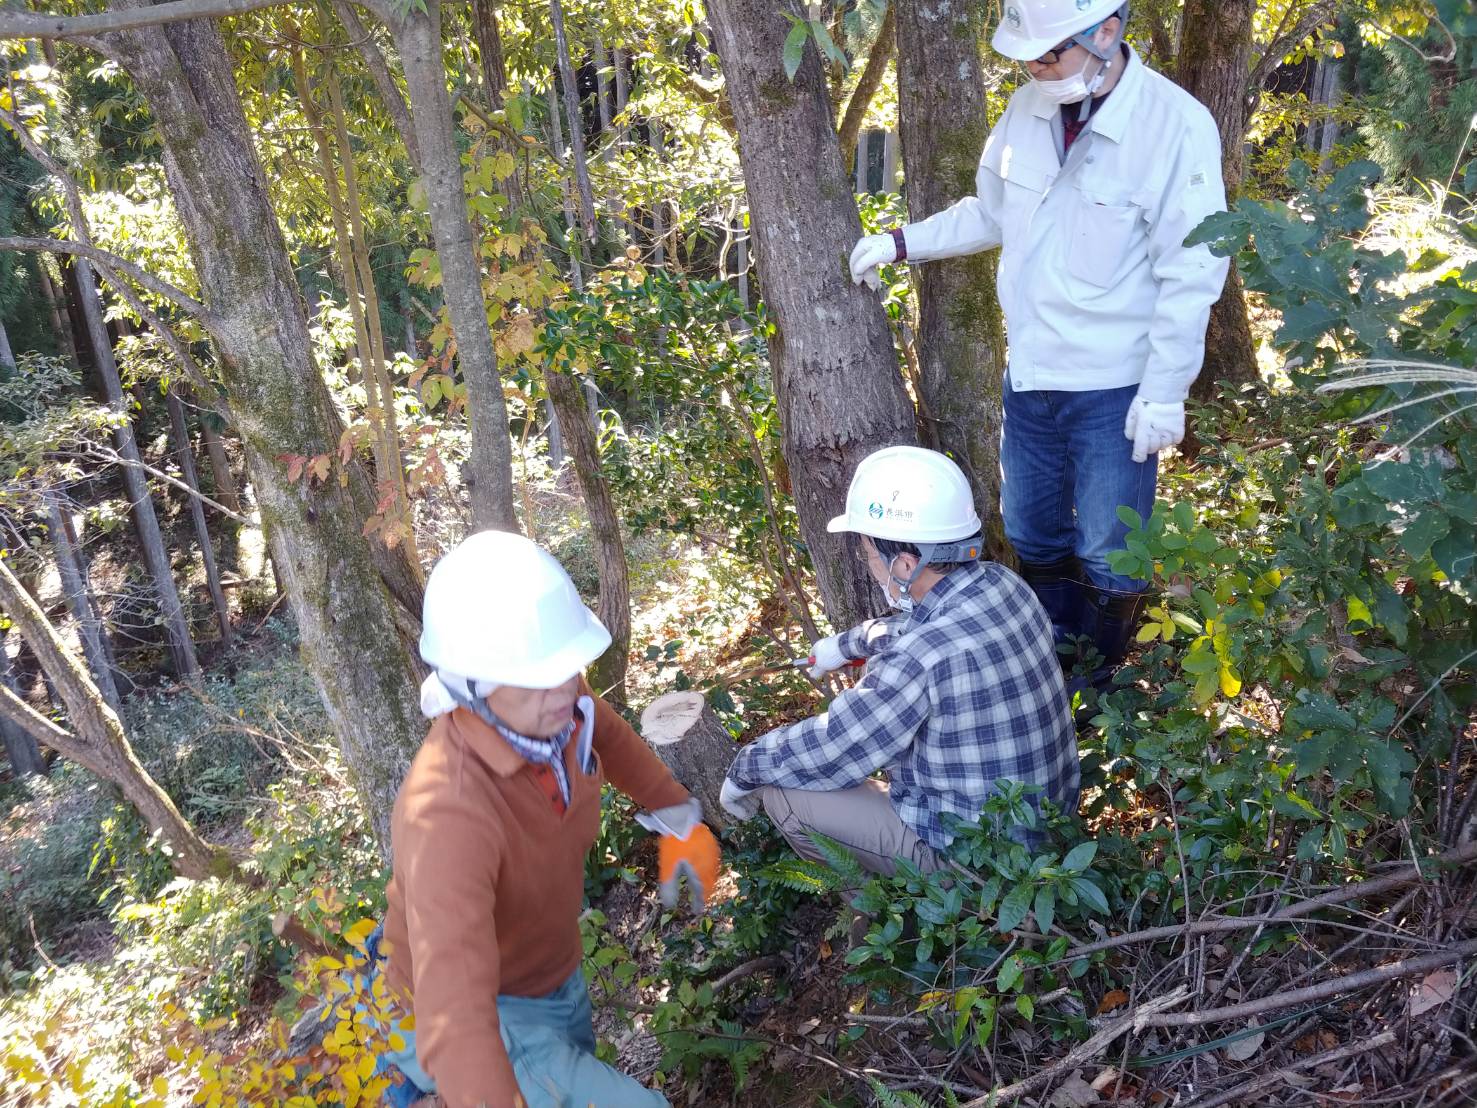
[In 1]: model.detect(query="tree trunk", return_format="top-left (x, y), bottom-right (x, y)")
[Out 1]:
top-left (543, 366), bottom-right (629, 704)
top-left (640, 691), bottom-right (736, 832)
top-left (381, 0), bottom-right (519, 533)
top-left (893, 0), bottom-right (1010, 561)
top-left (37, 260), bottom-right (80, 369)
top-left (0, 631), bottom-right (48, 778)
top-left (546, 80), bottom-right (587, 287)
top-left (198, 406), bottom-right (242, 515)
top-left (167, 387), bottom-right (233, 645)
top-left (70, 234), bottom-right (200, 679)
top-left (549, 0), bottom-right (598, 243)
top-left (707, 0), bottom-right (917, 630)
top-left (0, 558), bottom-right (235, 881)
top-left (837, 4), bottom-right (895, 172)
top-left (0, 315), bottom-right (15, 371)
top-left (44, 491), bottom-right (124, 711)
top-left (1314, 58), bottom-right (1342, 170)
top-left (1176, 0), bottom-right (1257, 404)
top-left (104, 11), bottom-right (426, 850)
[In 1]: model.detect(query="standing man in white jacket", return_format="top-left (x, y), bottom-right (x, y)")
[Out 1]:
top-left (850, 0), bottom-right (1229, 684)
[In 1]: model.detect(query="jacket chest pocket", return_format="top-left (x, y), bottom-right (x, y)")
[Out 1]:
top-left (993, 156), bottom-right (1053, 247)
top-left (1065, 189), bottom-right (1143, 289)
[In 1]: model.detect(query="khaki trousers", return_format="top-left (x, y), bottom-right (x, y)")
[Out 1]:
top-left (760, 779), bottom-right (941, 877)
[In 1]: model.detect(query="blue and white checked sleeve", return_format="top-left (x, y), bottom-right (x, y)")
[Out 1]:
top-left (728, 652), bottom-right (930, 792)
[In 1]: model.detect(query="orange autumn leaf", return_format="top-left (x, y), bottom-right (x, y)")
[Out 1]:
top-left (1096, 989), bottom-right (1130, 1015)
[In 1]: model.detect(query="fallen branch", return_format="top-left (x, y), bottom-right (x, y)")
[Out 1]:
top-left (962, 986), bottom-right (1191, 1107)
top-left (1138, 937), bottom-right (1477, 1028)
top-left (1184, 1027), bottom-right (1398, 1108)
top-left (709, 954), bottom-right (783, 994)
top-left (1060, 840), bottom-right (1477, 961)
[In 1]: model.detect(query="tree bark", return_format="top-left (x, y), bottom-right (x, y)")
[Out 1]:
top-left (640, 691), bottom-right (736, 832)
top-left (549, 0), bottom-right (598, 242)
top-left (707, 0), bottom-right (917, 630)
top-left (103, 9), bottom-right (426, 850)
top-left (44, 491), bottom-right (124, 711)
top-left (330, 0), bottom-right (421, 170)
top-left (894, 0), bottom-right (1010, 561)
top-left (0, 558), bottom-right (235, 881)
top-left (71, 238), bottom-right (200, 679)
top-left (166, 387), bottom-right (233, 645)
top-left (543, 366), bottom-right (629, 704)
top-left (0, 631), bottom-right (48, 778)
top-left (837, 3), bottom-right (895, 172)
top-left (0, 315), bottom-right (15, 371)
top-left (373, 0), bottom-right (519, 533)
top-left (198, 405), bottom-right (241, 515)
top-left (1176, 0), bottom-right (1257, 405)
top-left (38, 260), bottom-right (80, 368)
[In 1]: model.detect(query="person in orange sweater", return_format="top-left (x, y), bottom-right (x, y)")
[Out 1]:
top-left (373, 530), bottom-right (721, 1107)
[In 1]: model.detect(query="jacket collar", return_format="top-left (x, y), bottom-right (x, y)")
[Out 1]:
top-left (1026, 43), bottom-right (1144, 145)
top-left (908, 560), bottom-right (987, 627)
top-left (442, 698), bottom-right (594, 779)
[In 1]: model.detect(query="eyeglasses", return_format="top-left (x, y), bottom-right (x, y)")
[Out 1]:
top-left (1033, 39), bottom-right (1077, 65)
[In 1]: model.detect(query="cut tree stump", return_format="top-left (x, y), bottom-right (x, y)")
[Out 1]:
top-left (640, 691), bottom-right (740, 832)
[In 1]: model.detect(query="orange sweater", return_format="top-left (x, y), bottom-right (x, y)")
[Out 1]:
top-left (382, 689), bottom-right (689, 1106)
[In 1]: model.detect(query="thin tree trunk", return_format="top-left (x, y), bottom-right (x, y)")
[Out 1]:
top-left (0, 316), bottom-right (15, 371)
top-left (1315, 59), bottom-right (1342, 170)
top-left (71, 240), bottom-right (200, 678)
top-left (326, 66), bottom-right (420, 564)
top-left (37, 260), bottom-right (80, 368)
top-left (894, 0), bottom-right (1010, 561)
top-left (837, 4), bottom-right (895, 172)
top-left (167, 387), bottom-right (233, 645)
top-left (543, 396), bottom-right (564, 467)
top-left (44, 491), bottom-right (124, 711)
top-left (331, 0), bottom-right (421, 169)
top-left (544, 367), bottom-right (628, 703)
top-left (1176, 0), bottom-right (1257, 404)
top-left (547, 81), bottom-right (586, 288)
top-left (104, 12), bottom-right (427, 850)
top-left (0, 630), bottom-right (49, 778)
top-left (379, 0), bottom-right (519, 533)
top-left (594, 34), bottom-right (613, 147)
top-left (198, 406), bottom-right (242, 515)
top-left (549, 0), bottom-right (598, 242)
top-left (0, 557), bottom-right (235, 881)
top-left (708, 0), bottom-right (917, 629)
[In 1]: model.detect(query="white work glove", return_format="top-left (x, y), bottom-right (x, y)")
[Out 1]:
top-left (1124, 396), bottom-right (1186, 464)
top-left (806, 634), bottom-right (849, 678)
top-left (849, 233), bottom-right (897, 290)
top-left (720, 777), bottom-right (763, 821)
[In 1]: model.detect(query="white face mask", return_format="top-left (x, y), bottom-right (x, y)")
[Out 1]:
top-left (1032, 53), bottom-right (1107, 106)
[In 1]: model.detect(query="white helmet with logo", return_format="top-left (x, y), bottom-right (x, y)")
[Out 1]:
top-left (828, 445), bottom-right (983, 549)
top-left (419, 529), bottom-right (611, 691)
top-left (994, 0), bottom-right (1127, 62)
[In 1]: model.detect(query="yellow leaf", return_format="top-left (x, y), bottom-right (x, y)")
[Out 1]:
top-left (343, 918), bottom-right (377, 953)
top-left (154, 1076), bottom-right (169, 1096)
top-left (1346, 595), bottom-right (1372, 626)
top-left (1219, 664), bottom-right (1242, 698)
top-left (1136, 622), bottom-right (1162, 643)
top-left (358, 1052), bottom-right (377, 1082)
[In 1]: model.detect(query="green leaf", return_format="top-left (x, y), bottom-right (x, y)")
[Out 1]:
top-left (1034, 886), bottom-right (1056, 937)
top-left (996, 954), bottom-right (1024, 993)
top-left (809, 18), bottom-right (849, 70)
top-left (1062, 841), bottom-right (1098, 872)
top-left (1116, 505), bottom-right (1144, 530)
top-left (1070, 877), bottom-right (1109, 916)
top-left (781, 21), bottom-right (808, 80)
top-left (1015, 993), bottom-right (1035, 1022)
top-left (997, 883), bottom-right (1032, 933)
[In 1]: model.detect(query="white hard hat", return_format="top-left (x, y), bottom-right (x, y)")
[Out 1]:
top-left (993, 0), bottom-right (1126, 61)
top-left (419, 530), bottom-right (611, 690)
top-left (827, 446), bottom-right (983, 546)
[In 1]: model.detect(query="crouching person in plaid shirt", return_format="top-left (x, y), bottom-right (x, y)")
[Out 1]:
top-left (719, 446), bottom-right (1078, 874)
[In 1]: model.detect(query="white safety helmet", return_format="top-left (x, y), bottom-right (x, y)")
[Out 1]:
top-left (994, 0), bottom-right (1128, 62)
top-left (419, 530), bottom-right (611, 690)
top-left (829, 446), bottom-right (983, 548)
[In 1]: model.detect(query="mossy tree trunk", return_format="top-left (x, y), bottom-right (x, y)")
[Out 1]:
top-left (1176, 0), bottom-right (1257, 406)
top-left (707, 0), bottom-right (916, 630)
top-left (894, 0), bottom-right (1010, 561)
top-left (101, 9), bottom-right (426, 851)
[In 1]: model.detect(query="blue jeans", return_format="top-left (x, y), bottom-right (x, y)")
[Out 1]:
top-left (1001, 379), bottom-right (1157, 594)
top-left (376, 963), bottom-right (668, 1108)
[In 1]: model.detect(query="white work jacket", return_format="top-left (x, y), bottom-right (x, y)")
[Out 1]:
top-left (902, 47), bottom-right (1230, 403)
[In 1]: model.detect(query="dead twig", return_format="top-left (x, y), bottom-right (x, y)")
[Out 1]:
top-left (1183, 1027), bottom-right (1399, 1108)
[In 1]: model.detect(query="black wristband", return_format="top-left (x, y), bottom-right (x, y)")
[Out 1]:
top-left (889, 227), bottom-right (908, 262)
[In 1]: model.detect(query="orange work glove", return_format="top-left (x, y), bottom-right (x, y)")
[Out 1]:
top-left (658, 823), bottom-right (721, 913)
top-left (637, 798), bottom-right (722, 913)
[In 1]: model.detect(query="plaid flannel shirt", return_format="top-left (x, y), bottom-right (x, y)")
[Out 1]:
top-left (729, 561), bottom-right (1077, 849)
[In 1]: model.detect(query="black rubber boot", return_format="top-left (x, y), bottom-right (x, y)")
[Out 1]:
top-left (1018, 555), bottom-right (1084, 657)
top-left (1079, 582), bottom-right (1150, 690)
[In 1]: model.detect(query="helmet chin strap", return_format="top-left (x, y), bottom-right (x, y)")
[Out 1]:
top-left (884, 535), bottom-right (985, 611)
